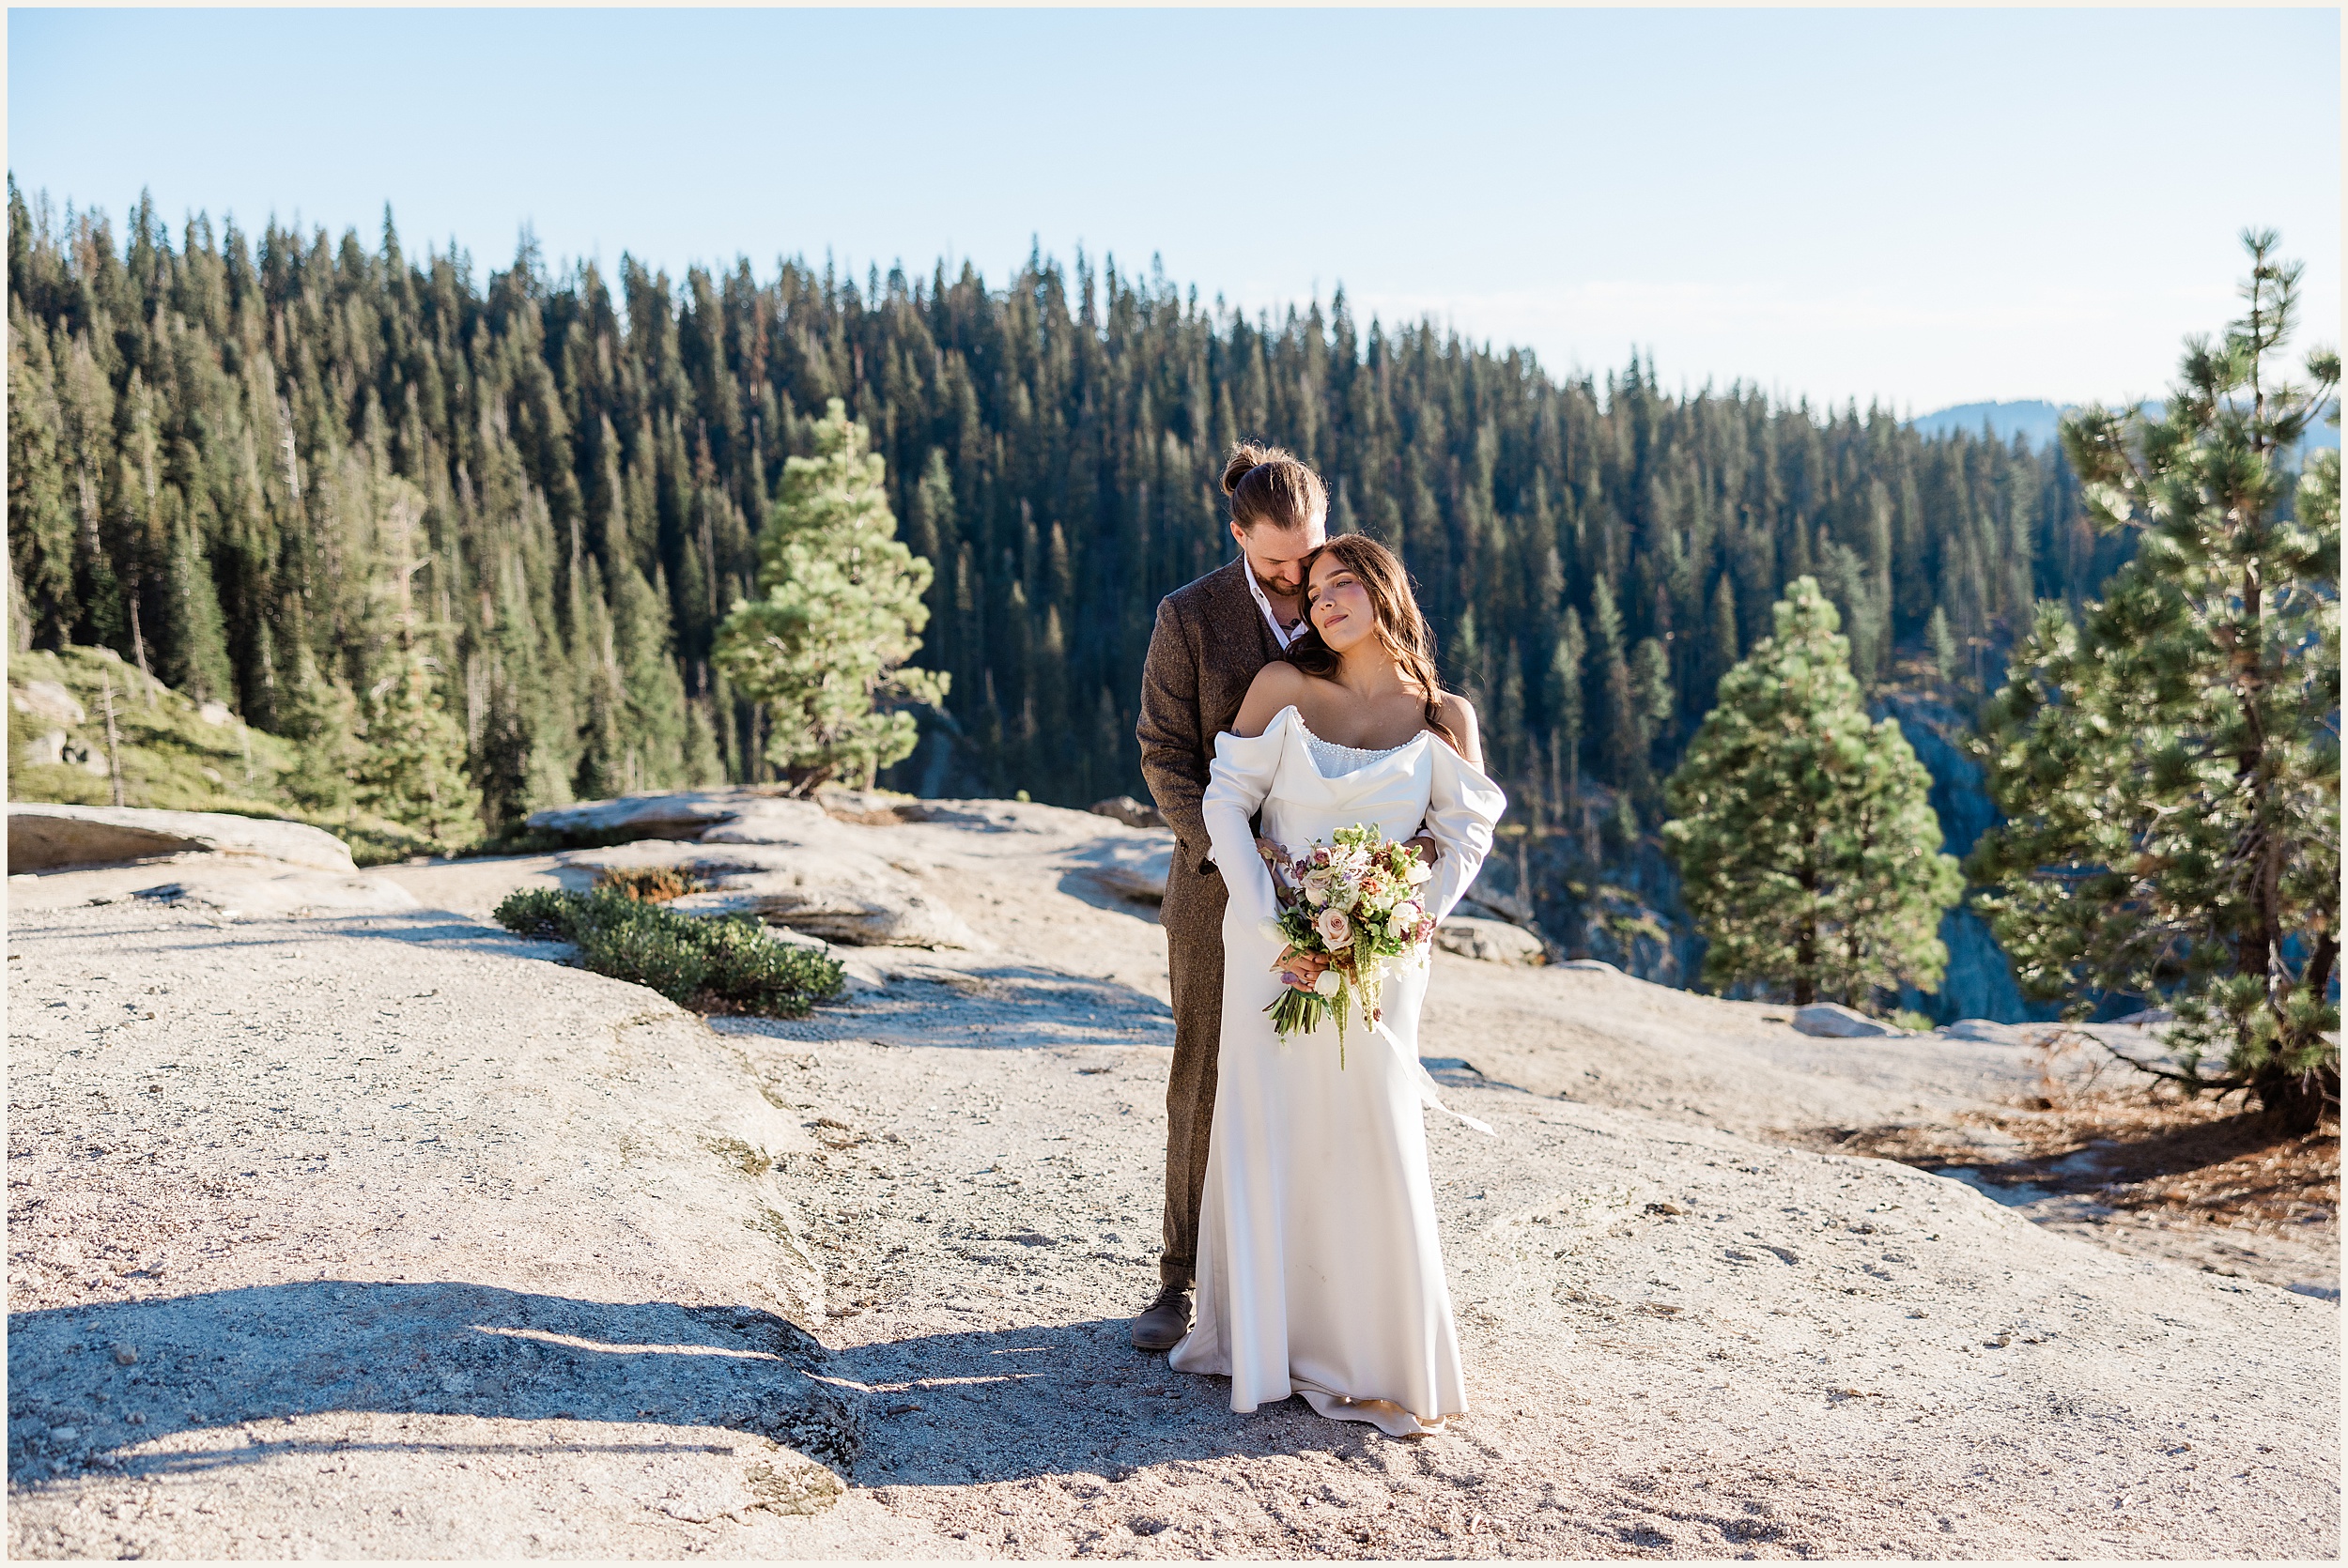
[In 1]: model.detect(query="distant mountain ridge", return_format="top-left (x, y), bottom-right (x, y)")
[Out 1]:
top-left (1913, 398), bottom-right (2340, 453)
top-left (1911, 400), bottom-right (2069, 447)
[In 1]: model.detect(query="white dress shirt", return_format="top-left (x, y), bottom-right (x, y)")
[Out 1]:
top-left (1243, 561), bottom-right (1305, 650)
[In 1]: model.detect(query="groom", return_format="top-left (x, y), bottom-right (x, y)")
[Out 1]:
top-left (1129, 457), bottom-right (1326, 1350)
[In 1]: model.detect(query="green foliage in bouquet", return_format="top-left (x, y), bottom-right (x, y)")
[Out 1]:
top-left (493, 886), bottom-right (844, 1018)
top-left (1260, 823), bottom-right (1439, 1066)
top-left (1970, 230), bottom-right (2340, 1132)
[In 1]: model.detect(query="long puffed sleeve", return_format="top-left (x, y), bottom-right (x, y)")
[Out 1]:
top-left (1423, 742), bottom-right (1506, 922)
top-left (1199, 711), bottom-right (1293, 932)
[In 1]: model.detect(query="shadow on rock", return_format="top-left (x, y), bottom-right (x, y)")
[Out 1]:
top-left (309, 911), bottom-right (561, 952)
top-left (833, 1317), bottom-right (1442, 1488)
top-left (7, 1283), bottom-right (851, 1488)
top-left (1053, 835), bottom-right (1172, 917)
top-left (1052, 867), bottom-right (1165, 922)
top-left (719, 961), bottom-right (1174, 1049)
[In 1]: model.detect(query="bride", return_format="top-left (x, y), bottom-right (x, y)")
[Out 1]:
top-left (1168, 532), bottom-right (1506, 1437)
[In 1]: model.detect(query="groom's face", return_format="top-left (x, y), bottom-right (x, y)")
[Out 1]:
top-left (1232, 516), bottom-right (1325, 601)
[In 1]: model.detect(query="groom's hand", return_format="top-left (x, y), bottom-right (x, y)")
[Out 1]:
top-left (1405, 835), bottom-right (1439, 866)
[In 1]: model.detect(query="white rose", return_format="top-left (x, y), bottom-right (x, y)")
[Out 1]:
top-left (1394, 899), bottom-right (1423, 926)
top-left (1257, 917), bottom-right (1287, 945)
top-left (1312, 967), bottom-right (1344, 998)
top-left (1314, 907), bottom-right (1354, 949)
top-left (1405, 858), bottom-right (1433, 885)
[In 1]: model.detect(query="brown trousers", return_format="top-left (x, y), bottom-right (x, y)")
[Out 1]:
top-left (1157, 849), bottom-right (1227, 1290)
top-left (1135, 558), bottom-right (1280, 1295)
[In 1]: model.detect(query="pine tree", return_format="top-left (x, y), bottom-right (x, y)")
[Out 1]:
top-left (8, 309), bottom-right (76, 647)
top-left (6, 190), bottom-right (2106, 834)
top-left (279, 650), bottom-right (365, 819)
top-left (1495, 643), bottom-right (1527, 786)
top-left (572, 555), bottom-right (628, 801)
top-left (1971, 231), bottom-right (2340, 1130)
top-left (8, 548), bottom-right (32, 653)
top-left (1663, 577), bottom-right (1961, 1007)
top-left (1450, 606), bottom-right (1487, 709)
top-left (1548, 607), bottom-right (1587, 842)
top-left (712, 399), bottom-right (948, 793)
top-left (615, 561), bottom-right (691, 787)
top-left (54, 327), bottom-right (124, 652)
top-left (1701, 573), bottom-right (1739, 706)
top-left (1548, 609), bottom-right (1586, 761)
top-left (163, 512), bottom-right (235, 707)
top-left (1925, 606), bottom-right (1958, 686)
top-left (348, 467), bottom-right (483, 850)
top-left (355, 650), bottom-right (483, 850)
top-left (1589, 578), bottom-right (1644, 792)
top-left (1631, 636), bottom-right (1674, 763)
top-left (1821, 541), bottom-right (1883, 686)
top-left (682, 697), bottom-right (725, 786)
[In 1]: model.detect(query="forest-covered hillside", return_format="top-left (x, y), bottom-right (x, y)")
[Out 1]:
top-left (7, 183), bottom-right (2130, 840)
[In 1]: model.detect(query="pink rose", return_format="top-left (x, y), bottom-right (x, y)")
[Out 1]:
top-left (1314, 907), bottom-right (1354, 949)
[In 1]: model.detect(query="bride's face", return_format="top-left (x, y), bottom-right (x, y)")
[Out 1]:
top-left (1306, 555), bottom-right (1379, 656)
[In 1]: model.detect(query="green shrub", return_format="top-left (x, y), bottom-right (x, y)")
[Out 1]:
top-left (491, 887), bottom-right (843, 1018)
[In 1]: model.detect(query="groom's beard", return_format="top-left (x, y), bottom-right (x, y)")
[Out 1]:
top-left (1251, 565), bottom-right (1305, 604)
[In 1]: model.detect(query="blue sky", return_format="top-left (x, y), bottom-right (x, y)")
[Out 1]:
top-left (8, 7), bottom-right (2339, 412)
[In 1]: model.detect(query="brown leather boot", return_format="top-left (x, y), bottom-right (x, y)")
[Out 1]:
top-left (1129, 1280), bottom-right (1193, 1351)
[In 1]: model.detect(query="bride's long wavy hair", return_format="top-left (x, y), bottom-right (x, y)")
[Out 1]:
top-left (1285, 534), bottom-right (1460, 748)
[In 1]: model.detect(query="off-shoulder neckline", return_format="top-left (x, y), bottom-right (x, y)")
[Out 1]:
top-left (1257, 705), bottom-right (1446, 781)
top-left (1228, 703), bottom-right (1486, 774)
top-left (1281, 705), bottom-right (1431, 761)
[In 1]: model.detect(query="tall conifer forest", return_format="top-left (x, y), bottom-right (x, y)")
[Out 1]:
top-left (8, 186), bottom-right (2128, 846)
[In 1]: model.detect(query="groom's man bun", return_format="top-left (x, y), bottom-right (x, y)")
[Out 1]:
top-left (1222, 441), bottom-right (1327, 534)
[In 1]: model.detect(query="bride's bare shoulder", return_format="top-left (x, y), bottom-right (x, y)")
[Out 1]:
top-left (1433, 690), bottom-right (1484, 767)
top-left (1233, 662), bottom-right (1314, 737)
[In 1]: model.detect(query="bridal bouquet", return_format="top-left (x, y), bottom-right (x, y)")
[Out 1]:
top-left (1255, 824), bottom-right (1438, 1065)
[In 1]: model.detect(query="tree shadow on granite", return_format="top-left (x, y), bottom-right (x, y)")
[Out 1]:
top-left (716, 961), bottom-right (1175, 1050)
top-left (7, 1284), bottom-right (833, 1490)
top-left (8, 1289), bottom-right (1387, 1495)
top-left (832, 1316), bottom-right (1416, 1488)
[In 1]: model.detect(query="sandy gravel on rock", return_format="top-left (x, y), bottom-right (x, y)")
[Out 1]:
top-left (6, 891), bottom-right (940, 1559)
top-left (8, 798), bottom-right (2340, 1559)
top-left (1412, 960), bottom-right (2338, 1297)
top-left (709, 1022), bottom-right (2338, 1560)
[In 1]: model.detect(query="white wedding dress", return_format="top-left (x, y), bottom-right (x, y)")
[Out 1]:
top-left (1168, 704), bottom-right (1506, 1437)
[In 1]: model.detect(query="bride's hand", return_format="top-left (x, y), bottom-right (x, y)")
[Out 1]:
top-left (1405, 834), bottom-right (1439, 866)
top-left (1274, 948), bottom-right (1330, 992)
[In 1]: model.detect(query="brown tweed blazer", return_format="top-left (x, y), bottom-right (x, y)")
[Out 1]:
top-left (1137, 560), bottom-right (1286, 932)
top-left (1135, 559), bottom-right (1286, 1290)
